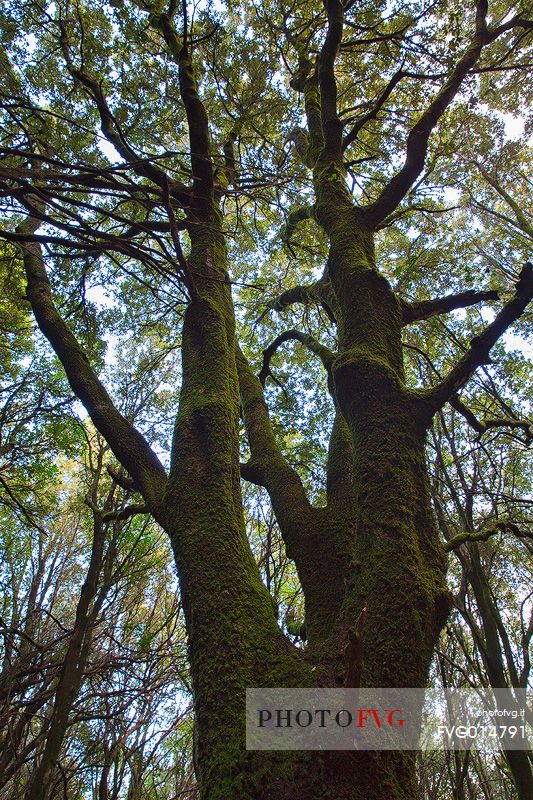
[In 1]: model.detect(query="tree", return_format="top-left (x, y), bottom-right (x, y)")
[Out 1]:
top-left (0, 1), bottom-right (532, 798)
top-left (0, 430), bottom-right (191, 800)
top-left (426, 391), bottom-right (532, 798)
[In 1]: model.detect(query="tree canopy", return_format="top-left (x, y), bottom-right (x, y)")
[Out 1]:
top-left (0, 1), bottom-right (532, 799)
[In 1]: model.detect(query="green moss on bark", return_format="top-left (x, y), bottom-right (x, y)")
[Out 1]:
top-left (165, 215), bottom-right (317, 798)
top-left (333, 353), bottom-right (449, 688)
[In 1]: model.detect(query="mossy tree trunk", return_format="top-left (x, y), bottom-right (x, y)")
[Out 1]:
top-left (17, 3), bottom-right (533, 799)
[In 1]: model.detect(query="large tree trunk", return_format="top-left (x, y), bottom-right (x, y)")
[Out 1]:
top-left (327, 218), bottom-right (450, 692)
top-left (159, 203), bottom-right (450, 799)
top-left (162, 215), bottom-right (313, 797)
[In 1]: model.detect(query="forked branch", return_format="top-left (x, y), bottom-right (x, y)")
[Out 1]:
top-left (450, 395), bottom-right (532, 444)
top-left (362, 2), bottom-right (532, 228)
top-left (426, 263), bottom-right (533, 414)
top-left (259, 330), bottom-right (335, 387)
top-left (236, 347), bottom-right (315, 554)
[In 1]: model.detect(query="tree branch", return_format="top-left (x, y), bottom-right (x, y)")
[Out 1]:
top-left (473, 161), bottom-right (533, 238)
top-left (18, 211), bottom-right (167, 508)
top-left (215, 121), bottom-right (241, 192)
top-left (319, 0), bottom-right (345, 157)
top-left (102, 505), bottom-right (150, 523)
top-left (58, 23), bottom-right (190, 207)
top-left (107, 466), bottom-right (136, 492)
top-left (342, 66), bottom-right (405, 152)
top-left (376, 202), bottom-right (460, 230)
top-left (264, 278), bottom-right (336, 322)
top-left (280, 205), bottom-right (314, 245)
top-left (361, 1), bottom-right (531, 228)
top-left (289, 126), bottom-right (314, 168)
top-left (150, 9), bottom-right (214, 214)
top-left (237, 346), bottom-right (311, 485)
top-left (450, 395), bottom-right (532, 443)
top-left (259, 330), bottom-right (335, 387)
top-left (236, 346), bottom-right (315, 558)
top-left (444, 522), bottom-right (532, 552)
top-left (425, 263), bottom-right (533, 413)
top-left (402, 288), bottom-right (499, 325)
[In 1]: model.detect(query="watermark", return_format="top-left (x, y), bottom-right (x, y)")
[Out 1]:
top-left (246, 688), bottom-right (531, 751)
